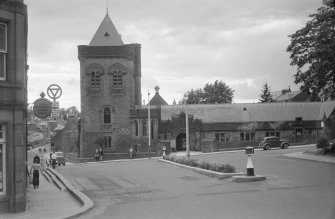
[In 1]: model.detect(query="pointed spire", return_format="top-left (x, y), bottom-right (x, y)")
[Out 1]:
top-left (89, 12), bottom-right (124, 46)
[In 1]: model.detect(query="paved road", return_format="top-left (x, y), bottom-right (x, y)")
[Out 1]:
top-left (58, 146), bottom-right (335, 219)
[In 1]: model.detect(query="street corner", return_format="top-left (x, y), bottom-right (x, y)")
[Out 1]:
top-left (232, 175), bottom-right (267, 183)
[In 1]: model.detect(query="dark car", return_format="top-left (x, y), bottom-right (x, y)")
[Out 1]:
top-left (55, 152), bottom-right (65, 166)
top-left (259, 136), bottom-right (289, 150)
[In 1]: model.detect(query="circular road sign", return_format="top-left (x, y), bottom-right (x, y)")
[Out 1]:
top-left (33, 98), bottom-right (52, 118)
top-left (47, 84), bottom-right (62, 101)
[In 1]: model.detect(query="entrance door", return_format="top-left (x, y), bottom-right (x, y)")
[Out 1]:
top-left (176, 133), bottom-right (186, 151)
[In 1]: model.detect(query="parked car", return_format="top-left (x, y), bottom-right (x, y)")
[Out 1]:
top-left (46, 152), bottom-right (65, 166)
top-left (259, 136), bottom-right (289, 150)
top-left (55, 152), bottom-right (65, 166)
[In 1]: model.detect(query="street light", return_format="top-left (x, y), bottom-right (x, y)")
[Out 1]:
top-left (184, 96), bottom-right (190, 158)
top-left (148, 89), bottom-right (151, 159)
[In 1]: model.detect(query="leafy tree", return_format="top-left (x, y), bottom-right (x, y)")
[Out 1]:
top-left (269, 121), bottom-right (285, 136)
top-left (182, 80), bottom-right (234, 104)
top-left (287, 0), bottom-right (335, 100)
top-left (259, 83), bottom-right (274, 102)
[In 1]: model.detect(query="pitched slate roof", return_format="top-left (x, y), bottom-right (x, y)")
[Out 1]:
top-left (89, 13), bottom-right (123, 46)
top-left (161, 101), bottom-right (335, 123)
top-left (149, 92), bottom-right (168, 106)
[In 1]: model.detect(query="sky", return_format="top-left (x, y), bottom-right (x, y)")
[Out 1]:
top-left (25, 0), bottom-right (324, 109)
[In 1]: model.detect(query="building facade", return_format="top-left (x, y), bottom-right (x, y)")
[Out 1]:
top-left (79, 13), bottom-right (142, 158)
top-left (0, 0), bottom-right (28, 212)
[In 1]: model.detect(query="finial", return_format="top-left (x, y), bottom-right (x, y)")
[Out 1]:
top-left (106, 0), bottom-right (109, 14)
top-left (154, 86), bottom-right (160, 94)
top-left (40, 91), bottom-right (46, 98)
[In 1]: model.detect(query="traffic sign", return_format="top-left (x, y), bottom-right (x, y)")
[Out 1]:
top-left (47, 84), bottom-right (62, 101)
top-left (33, 96), bottom-right (52, 118)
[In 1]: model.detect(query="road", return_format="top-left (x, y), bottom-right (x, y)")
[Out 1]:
top-left (58, 146), bottom-right (335, 219)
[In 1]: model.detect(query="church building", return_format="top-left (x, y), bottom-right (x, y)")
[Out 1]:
top-left (78, 12), bottom-right (142, 158)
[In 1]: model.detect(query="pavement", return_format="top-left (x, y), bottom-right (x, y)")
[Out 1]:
top-left (1, 146), bottom-right (334, 219)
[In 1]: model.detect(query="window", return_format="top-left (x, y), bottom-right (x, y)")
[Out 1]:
top-left (0, 124), bottom-right (6, 195)
top-left (265, 132), bottom-right (280, 138)
top-left (113, 70), bottom-right (123, 87)
top-left (87, 64), bottom-right (103, 94)
top-left (0, 23), bottom-right (7, 80)
top-left (134, 120), bottom-right (139, 136)
top-left (215, 132), bottom-right (231, 142)
top-left (109, 63), bottom-right (126, 88)
top-left (150, 120), bottom-right (154, 139)
top-left (240, 132), bottom-right (255, 141)
top-left (103, 107), bottom-right (111, 124)
top-left (91, 71), bottom-right (101, 88)
top-left (104, 136), bottom-right (112, 148)
top-left (142, 119), bottom-right (147, 136)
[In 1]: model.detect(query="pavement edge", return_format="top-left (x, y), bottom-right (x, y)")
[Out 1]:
top-left (47, 168), bottom-right (94, 219)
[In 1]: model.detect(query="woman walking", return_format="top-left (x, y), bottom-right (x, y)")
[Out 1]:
top-left (30, 160), bottom-right (42, 189)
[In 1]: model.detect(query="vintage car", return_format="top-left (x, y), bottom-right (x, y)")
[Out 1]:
top-left (259, 136), bottom-right (289, 150)
top-left (46, 151), bottom-right (65, 166)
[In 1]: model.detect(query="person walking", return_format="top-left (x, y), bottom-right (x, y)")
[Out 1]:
top-left (51, 152), bottom-right (57, 169)
top-left (94, 149), bottom-right (100, 161)
top-left (30, 160), bottom-right (42, 189)
top-left (129, 147), bottom-right (134, 159)
top-left (99, 147), bottom-right (104, 161)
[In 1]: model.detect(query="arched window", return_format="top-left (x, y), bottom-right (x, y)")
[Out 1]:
top-left (134, 120), bottom-right (139, 136)
top-left (108, 63), bottom-right (126, 88)
top-left (87, 64), bottom-right (104, 94)
top-left (91, 71), bottom-right (101, 88)
top-left (113, 70), bottom-right (123, 88)
top-left (104, 107), bottom-right (111, 124)
top-left (142, 119), bottom-right (147, 136)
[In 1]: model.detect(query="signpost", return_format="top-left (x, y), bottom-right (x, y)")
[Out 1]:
top-left (47, 84), bottom-right (62, 119)
top-left (33, 92), bottom-right (52, 118)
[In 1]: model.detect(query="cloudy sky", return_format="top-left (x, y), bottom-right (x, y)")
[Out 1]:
top-left (25, 0), bottom-right (323, 109)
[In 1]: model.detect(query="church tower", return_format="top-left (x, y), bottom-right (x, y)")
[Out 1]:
top-left (78, 12), bottom-right (141, 158)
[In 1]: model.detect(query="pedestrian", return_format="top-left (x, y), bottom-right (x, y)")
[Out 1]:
top-left (99, 147), bottom-right (104, 161)
top-left (33, 154), bottom-right (40, 164)
top-left (129, 147), bottom-right (134, 159)
top-left (51, 152), bottom-right (57, 169)
top-left (94, 149), bottom-right (99, 161)
top-left (30, 160), bottom-right (42, 189)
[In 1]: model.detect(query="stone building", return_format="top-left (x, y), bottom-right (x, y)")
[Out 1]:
top-left (79, 12), bottom-right (142, 158)
top-left (0, 0), bottom-right (28, 212)
top-left (77, 12), bottom-right (335, 160)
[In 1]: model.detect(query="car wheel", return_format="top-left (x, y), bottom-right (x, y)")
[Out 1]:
top-left (264, 145), bottom-right (271, 150)
top-left (282, 143), bottom-right (288, 149)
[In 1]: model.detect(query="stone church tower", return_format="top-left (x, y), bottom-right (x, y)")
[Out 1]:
top-left (78, 13), bottom-right (141, 158)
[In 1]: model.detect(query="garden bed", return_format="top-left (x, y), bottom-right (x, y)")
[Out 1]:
top-left (161, 156), bottom-right (244, 179)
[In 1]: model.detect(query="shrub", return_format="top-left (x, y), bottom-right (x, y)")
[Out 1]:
top-left (199, 160), bottom-right (211, 170)
top-left (223, 164), bottom-right (236, 173)
top-left (163, 155), bottom-right (236, 173)
top-left (317, 136), bottom-right (330, 154)
top-left (316, 136), bottom-right (329, 149)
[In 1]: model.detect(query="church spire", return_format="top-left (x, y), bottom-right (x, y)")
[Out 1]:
top-left (89, 12), bottom-right (124, 46)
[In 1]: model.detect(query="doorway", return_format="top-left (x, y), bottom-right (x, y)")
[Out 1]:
top-left (176, 133), bottom-right (186, 151)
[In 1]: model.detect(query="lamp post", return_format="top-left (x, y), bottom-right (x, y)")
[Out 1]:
top-left (184, 96), bottom-right (190, 158)
top-left (148, 90), bottom-right (151, 159)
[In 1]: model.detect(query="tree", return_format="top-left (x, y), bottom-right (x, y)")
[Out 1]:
top-left (269, 121), bottom-right (285, 136)
top-left (287, 1), bottom-right (335, 100)
top-left (259, 83), bottom-right (274, 103)
top-left (182, 80), bottom-right (234, 104)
